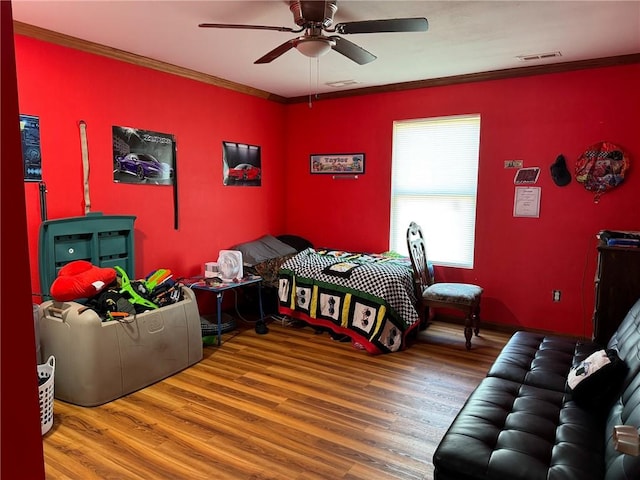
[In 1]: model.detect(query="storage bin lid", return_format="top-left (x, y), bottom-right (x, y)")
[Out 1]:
top-left (38, 212), bottom-right (136, 299)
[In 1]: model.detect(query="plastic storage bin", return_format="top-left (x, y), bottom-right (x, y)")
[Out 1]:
top-left (38, 287), bottom-right (202, 407)
top-left (38, 212), bottom-right (136, 299)
top-left (38, 355), bottom-right (55, 435)
top-left (37, 212), bottom-right (202, 407)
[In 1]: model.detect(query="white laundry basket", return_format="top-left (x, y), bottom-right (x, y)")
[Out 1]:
top-left (37, 355), bottom-right (55, 435)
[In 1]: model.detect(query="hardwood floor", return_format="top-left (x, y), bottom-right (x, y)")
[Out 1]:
top-left (42, 320), bottom-right (511, 480)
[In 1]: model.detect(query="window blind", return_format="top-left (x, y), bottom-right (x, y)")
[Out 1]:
top-left (390, 114), bottom-right (481, 268)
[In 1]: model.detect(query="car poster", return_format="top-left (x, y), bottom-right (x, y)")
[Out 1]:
top-left (222, 141), bottom-right (261, 187)
top-left (112, 126), bottom-right (175, 185)
top-left (20, 114), bottom-right (43, 182)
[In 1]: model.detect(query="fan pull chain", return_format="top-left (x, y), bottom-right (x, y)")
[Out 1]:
top-left (308, 57), bottom-right (313, 108)
top-left (308, 57), bottom-right (321, 108)
top-left (315, 57), bottom-right (320, 98)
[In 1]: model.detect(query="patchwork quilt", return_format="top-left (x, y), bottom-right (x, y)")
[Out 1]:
top-left (277, 248), bottom-right (419, 354)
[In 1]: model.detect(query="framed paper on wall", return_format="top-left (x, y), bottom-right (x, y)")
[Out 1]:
top-left (310, 153), bottom-right (365, 174)
top-left (513, 186), bottom-right (541, 218)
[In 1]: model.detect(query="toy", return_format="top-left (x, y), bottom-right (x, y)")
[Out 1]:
top-left (49, 260), bottom-right (116, 301)
top-left (114, 266), bottom-right (158, 310)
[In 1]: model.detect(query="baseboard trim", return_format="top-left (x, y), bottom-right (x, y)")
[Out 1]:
top-left (433, 314), bottom-right (588, 341)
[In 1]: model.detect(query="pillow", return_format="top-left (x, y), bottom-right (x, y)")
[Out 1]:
top-left (50, 260), bottom-right (117, 301)
top-left (276, 234), bottom-right (314, 252)
top-left (322, 261), bottom-right (361, 278)
top-left (232, 235), bottom-right (297, 266)
top-left (567, 348), bottom-right (627, 409)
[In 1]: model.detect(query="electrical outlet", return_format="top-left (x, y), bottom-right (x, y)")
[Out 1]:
top-left (553, 290), bottom-right (561, 302)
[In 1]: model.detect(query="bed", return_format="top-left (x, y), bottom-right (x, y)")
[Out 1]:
top-left (277, 248), bottom-right (420, 354)
top-left (231, 234), bottom-right (314, 314)
top-left (232, 234), bottom-right (314, 288)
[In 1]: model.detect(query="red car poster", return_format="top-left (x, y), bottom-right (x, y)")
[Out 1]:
top-left (223, 141), bottom-right (261, 187)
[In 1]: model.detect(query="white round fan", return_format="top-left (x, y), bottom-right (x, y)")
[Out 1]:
top-left (218, 250), bottom-right (243, 281)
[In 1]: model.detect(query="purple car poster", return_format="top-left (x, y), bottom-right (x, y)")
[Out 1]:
top-left (222, 141), bottom-right (261, 187)
top-left (112, 126), bottom-right (175, 185)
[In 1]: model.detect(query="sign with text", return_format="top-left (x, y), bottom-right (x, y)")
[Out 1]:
top-left (310, 153), bottom-right (365, 174)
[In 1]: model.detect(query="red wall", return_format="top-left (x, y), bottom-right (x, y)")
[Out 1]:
top-left (14, 35), bottom-right (287, 296)
top-left (10, 21), bottom-right (638, 480)
top-left (284, 64), bottom-right (640, 336)
top-left (13, 33), bottom-right (640, 338)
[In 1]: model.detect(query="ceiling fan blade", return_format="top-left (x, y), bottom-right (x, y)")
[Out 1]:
top-left (254, 39), bottom-right (297, 64)
top-left (198, 23), bottom-right (303, 33)
top-left (333, 18), bottom-right (429, 34)
top-left (329, 36), bottom-right (376, 65)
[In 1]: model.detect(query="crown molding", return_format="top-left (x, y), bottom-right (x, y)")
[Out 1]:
top-left (13, 21), bottom-right (288, 104)
top-left (14, 21), bottom-right (639, 106)
top-left (285, 53), bottom-right (640, 104)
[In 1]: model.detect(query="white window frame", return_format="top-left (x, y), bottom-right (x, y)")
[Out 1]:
top-left (390, 114), bottom-right (481, 268)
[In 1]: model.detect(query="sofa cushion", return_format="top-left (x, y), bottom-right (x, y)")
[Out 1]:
top-left (486, 331), bottom-right (577, 392)
top-left (434, 298), bottom-right (640, 480)
top-left (433, 376), bottom-right (605, 480)
top-left (603, 298), bottom-right (640, 480)
top-left (572, 340), bottom-right (605, 366)
top-left (607, 298), bottom-right (640, 391)
top-left (604, 374), bottom-right (640, 479)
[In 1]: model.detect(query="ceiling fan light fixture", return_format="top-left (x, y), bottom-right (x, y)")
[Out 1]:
top-left (199, 3), bottom-right (428, 65)
top-left (295, 37), bottom-right (335, 58)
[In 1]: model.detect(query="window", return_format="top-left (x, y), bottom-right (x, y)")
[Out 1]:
top-left (390, 114), bottom-right (481, 268)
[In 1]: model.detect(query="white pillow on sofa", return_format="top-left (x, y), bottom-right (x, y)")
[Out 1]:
top-left (567, 348), bottom-right (627, 409)
top-left (568, 349), bottom-right (613, 390)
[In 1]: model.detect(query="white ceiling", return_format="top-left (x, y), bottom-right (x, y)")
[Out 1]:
top-left (10, 1), bottom-right (640, 99)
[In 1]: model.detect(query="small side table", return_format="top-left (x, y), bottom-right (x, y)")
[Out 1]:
top-left (188, 275), bottom-right (266, 346)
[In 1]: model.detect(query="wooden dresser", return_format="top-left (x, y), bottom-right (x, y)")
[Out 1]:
top-left (593, 241), bottom-right (640, 344)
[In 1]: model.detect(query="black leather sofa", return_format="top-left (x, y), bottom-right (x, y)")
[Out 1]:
top-left (433, 298), bottom-right (640, 480)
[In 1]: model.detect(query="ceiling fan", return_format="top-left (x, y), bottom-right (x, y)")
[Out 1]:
top-left (199, 0), bottom-right (429, 65)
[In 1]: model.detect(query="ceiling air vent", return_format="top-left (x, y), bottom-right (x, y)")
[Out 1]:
top-left (516, 51), bottom-right (562, 62)
top-left (326, 80), bottom-right (359, 88)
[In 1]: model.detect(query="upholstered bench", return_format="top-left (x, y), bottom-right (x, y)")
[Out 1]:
top-left (433, 299), bottom-right (640, 480)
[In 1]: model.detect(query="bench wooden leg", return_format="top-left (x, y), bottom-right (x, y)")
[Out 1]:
top-left (464, 325), bottom-right (472, 350)
top-left (473, 305), bottom-right (481, 336)
top-left (464, 314), bottom-right (473, 350)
